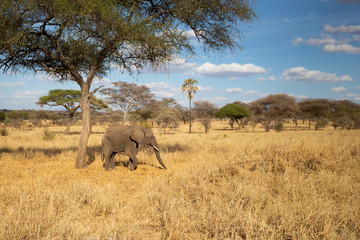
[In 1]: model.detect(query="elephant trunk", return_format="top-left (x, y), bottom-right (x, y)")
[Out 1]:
top-left (153, 146), bottom-right (167, 169)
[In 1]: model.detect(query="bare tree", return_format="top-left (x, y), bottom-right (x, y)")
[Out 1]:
top-left (100, 81), bottom-right (155, 125)
top-left (154, 108), bottom-right (182, 134)
top-left (193, 101), bottom-right (218, 133)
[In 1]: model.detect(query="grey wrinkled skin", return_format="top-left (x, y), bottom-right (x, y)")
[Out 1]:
top-left (101, 125), bottom-right (167, 171)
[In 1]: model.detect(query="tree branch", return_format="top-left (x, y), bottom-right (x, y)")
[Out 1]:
top-left (90, 85), bottom-right (104, 96)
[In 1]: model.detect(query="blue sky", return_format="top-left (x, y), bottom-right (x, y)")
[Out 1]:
top-left (1, 0), bottom-right (360, 110)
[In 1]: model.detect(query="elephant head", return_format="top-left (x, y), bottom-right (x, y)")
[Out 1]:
top-left (130, 126), bottom-right (167, 169)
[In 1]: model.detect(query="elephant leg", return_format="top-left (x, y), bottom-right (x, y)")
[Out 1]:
top-left (128, 156), bottom-right (139, 171)
top-left (105, 152), bottom-right (116, 171)
top-left (126, 142), bottom-right (139, 171)
top-left (128, 147), bottom-right (139, 171)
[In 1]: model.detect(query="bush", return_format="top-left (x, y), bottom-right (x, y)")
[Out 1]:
top-left (273, 122), bottom-right (284, 132)
top-left (42, 128), bottom-right (55, 141)
top-left (0, 111), bottom-right (6, 122)
top-left (0, 127), bottom-right (8, 136)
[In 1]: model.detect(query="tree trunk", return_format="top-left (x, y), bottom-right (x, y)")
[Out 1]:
top-left (189, 98), bottom-right (192, 133)
top-left (122, 112), bottom-right (128, 126)
top-left (75, 84), bottom-right (91, 169)
top-left (64, 111), bottom-right (75, 135)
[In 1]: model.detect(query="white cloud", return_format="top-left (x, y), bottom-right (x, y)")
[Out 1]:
top-left (268, 76), bottom-right (277, 81)
top-left (292, 24), bottom-right (360, 55)
top-left (332, 86), bottom-right (347, 92)
top-left (4, 100), bottom-right (22, 106)
top-left (353, 35), bottom-right (360, 41)
top-left (93, 77), bottom-right (112, 86)
top-left (197, 85), bottom-right (213, 92)
top-left (0, 82), bottom-right (26, 87)
top-left (197, 62), bottom-right (267, 78)
top-left (13, 90), bottom-right (46, 99)
top-left (225, 87), bottom-right (258, 94)
top-left (141, 57), bottom-right (198, 75)
top-left (0, 94), bottom-right (6, 98)
top-left (116, 57), bottom-right (198, 75)
top-left (324, 24), bottom-right (360, 34)
top-left (213, 97), bottom-right (228, 103)
top-left (225, 87), bottom-right (243, 93)
top-left (37, 74), bottom-right (59, 83)
top-left (346, 93), bottom-right (360, 101)
top-left (164, 58), bottom-right (198, 75)
top-left (323, 44), bottom-right (360, 54)
top-left (257, 76), bottom-right (277, 82)
top-left (145, 82), bottom-right (180, 98)
top-left (292, 36), bottom-right (336, 46)
top-left (282, 67), bottom-right (354, 83)
top-left (185, 30), bottom-right (198, 40)
top-left (289, 94), bottom-right (309, 100)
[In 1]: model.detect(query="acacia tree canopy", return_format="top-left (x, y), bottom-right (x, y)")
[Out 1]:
top-left (249, 94), bottom-right (298, 131)
top-left (216, 103), bottom-right (250, 129)
top-left (0, 0), bottom-right (256, 168)
top-left (298, 99), bottom-right (332, 130)
top-left (37, 89), bottom-right (108, 134)
top-left (100, 81), bottom-right (155, 125)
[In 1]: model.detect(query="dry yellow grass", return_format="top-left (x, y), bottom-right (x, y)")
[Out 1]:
top-left (0, 122), bottom-right (359, 239)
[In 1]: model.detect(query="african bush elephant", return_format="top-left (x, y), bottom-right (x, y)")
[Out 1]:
top-left (101, 125), bottom-right (167, 171)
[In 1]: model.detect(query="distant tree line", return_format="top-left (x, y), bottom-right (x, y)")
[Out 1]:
top-left (216, 94), bottom-right (360, 132)
top-left (1, 83), bottom-right (359, 133)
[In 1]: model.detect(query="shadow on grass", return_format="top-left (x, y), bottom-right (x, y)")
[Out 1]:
top-left (0, 142), bottom-right (184, 167)
top-left (110, 159), bottom-right (164, 170)
top-left (0, 145), bottom-right (102, 166)
top-left (53, 131), bottom-right (105, 135)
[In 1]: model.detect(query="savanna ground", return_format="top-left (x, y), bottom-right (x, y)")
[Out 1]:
top-left (0, 121), bottom-right (359, 240)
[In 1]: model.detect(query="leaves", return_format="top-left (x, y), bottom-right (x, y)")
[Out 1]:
top-left (36, 89), bottom-right (108, 111)
top-left (181, 78), bottom-right (198, 100)
top-left (216, 103), bottom-right (250, 119)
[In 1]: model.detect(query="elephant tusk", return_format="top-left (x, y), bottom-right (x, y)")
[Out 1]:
top-left (153, 146), bottom-right (160, 151)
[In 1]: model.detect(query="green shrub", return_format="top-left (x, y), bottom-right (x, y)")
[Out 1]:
top-left (42, 128), bottom-right (55, 141)
top-left (273, 122), bottom-right (284, 132)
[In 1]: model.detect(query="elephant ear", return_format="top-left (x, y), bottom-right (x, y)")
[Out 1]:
top-left (130, 126), bottom-right (145, 145)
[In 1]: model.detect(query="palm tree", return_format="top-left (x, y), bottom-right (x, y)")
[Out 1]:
top-left (181, 78), bottom-right (198, 133)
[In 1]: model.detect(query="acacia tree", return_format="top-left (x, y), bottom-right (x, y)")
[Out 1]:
top-left (100, 81), bottom-right (154, 125)
top-left (299, 99), bottom-right (331, 130)
top-left (37, 89), bottom-right (108, 134)
top-left (329, 100), bottom-right (360, 130)
top-left (0, 0), bottom-right (256, 168)
top-left (181, 78), bottom-right (198, 133)
top-left (154, 108), bottom-right (182, 134)
top-left (250, 94), bottom-right (298, 131)
top-left (216, 103), bottom-right (250, 130)
top-left (7, 111), bottom-right (30, 129)
top-left (35, 110), bottom-right (59, 127)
